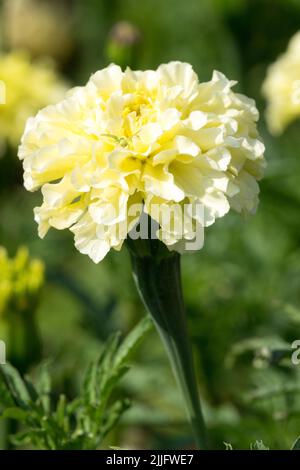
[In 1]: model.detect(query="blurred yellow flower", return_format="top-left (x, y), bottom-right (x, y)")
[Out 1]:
top-left (263, 32), bottom-right (300, 135)
top-left (19, 62), bottom-right (265, 263)
top-left (0, 51), bottom-right (66, 150)
top-left (0, 246), bottom-right (44, 316)
top-left (2, 0), bottom-right (74, 63)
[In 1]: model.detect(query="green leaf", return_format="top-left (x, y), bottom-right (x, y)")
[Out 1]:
top-left (0, 319), bottom-right (150, 450)
top-left (66, 397), bottom-right (82, 415)
top-left (98, 365), bottom-right (129, 408)
top-left (55, 394), bottom-right (67, 430)
top-left (10, 431), bottom-right (32, 447)
top-left (23, 376), bottom-right (39, 402)
top-left (114, 316), bottom-right (153, 370)
top-left (0, 373), bottom-right (15, 408)
top-left (1, 407), bottom-right (29, 421)
top-left (82, 334), bottom-right (120, 406)
top-left (0, 364), bottom-right (30, 408)
top-left (292, 437), bottom-right (300, 450)
top-left (99, 398), bottom-right (131, 442)
top-left (251, 440), bottom-right (269, 450)
top-left (35, 362), bottom-right (51, 413)
top-left (82, 355), bottom-right (102, 405)
top-left (97, 333), bottom-right (122, 396)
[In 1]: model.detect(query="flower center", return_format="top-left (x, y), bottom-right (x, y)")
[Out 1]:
top-left (122, 93), bottom-right (155, 138)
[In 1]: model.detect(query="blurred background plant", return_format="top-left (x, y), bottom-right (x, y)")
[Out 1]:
top-left (0, 246), bottom-right (44, 373)
top-left (0, 50), bottom-right (66, 152)
top-left (1, 0), bottom-right (300, 450)
top-left (2, 0), bottom-right (75, 65)
top-left (0, 317), bottom-right (152, 450)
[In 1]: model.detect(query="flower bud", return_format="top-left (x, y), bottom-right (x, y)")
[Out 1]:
top-left (105, 21), bottom-right (141, 68)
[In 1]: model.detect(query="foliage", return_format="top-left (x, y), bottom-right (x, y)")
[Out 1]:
top-left (1, 0), bottom-right (300, 450)
top-left (0, 317), bottom-right (152, 449)
top-left (224, 440), bottom-right (269, 450)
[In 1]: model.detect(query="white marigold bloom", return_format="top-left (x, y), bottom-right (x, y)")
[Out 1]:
top-left (263, 32), bottom-right (300, 135)
top-left (19, 62), bottom-right (265, 263)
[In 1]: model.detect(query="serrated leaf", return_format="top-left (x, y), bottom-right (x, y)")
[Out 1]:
top-left (82, 356), bottom-right (101, 405)
top-left (113, 316), bottom-right (153, 370)
top-left (98, 398), bottom-right (131, 442)
top-left (82, 334), bottom-right (120, 406)
top-left (99, 365), bottom-right (129, 405)
top-left (97, 333), bottom-right (122, 395)
top-left (0, 320), bottom-right (147, 450)
top-left (94, 365), bottom-right (129, 425)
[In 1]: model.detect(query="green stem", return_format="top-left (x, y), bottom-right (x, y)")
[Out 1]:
top-left (127, 239), bottom-right (208, 449)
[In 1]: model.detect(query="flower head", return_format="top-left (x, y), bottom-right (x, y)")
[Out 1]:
top-left (0, 51), bottom-right (66, 150)
top-left (19, 62), bottom-right (265, 263)
top-left (263, 32), bottom-right (300, 135)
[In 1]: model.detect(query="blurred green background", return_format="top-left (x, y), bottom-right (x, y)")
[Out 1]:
top-left (1, 0), bottom-right (300, 450)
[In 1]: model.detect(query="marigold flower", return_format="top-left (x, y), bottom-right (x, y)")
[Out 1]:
top-left (263, 32), bottom-right (300, 135)
top-left (0, 51), bottom-right (66, 150)
top-left (19, 62), bottom-right (265, 263)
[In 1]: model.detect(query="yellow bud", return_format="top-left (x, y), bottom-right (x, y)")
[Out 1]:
top-left (28, 259), bottom-right (45, 293)
top-left (13, 246), bottom-right (29, 274)
top-left (0, 245), bottom-right (45, 315)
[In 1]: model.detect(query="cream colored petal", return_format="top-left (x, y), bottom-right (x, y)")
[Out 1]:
top-left (41, 174), bottom-right (79, 208)
top-left (158, 108), bottom-right (182, 131)
top-left (89, 64), bottom-right (123, 95)
top-left (229, 170), bottom-right (260, 213)
top-left (89, 188), bottom-right (129, 225)
top-left (138, 123), bottom-right (162, 145)
top-left (170, 160), bottom-right (213, 198)
top-left (142, 163), bottom-right (185, 202)
top-left (175, 135), bottom-right (200, 156)
top-left (71, 213), bottom-right (111, 263)
top-left (199, 190), bottom-right (230, 225)
top-left (158, 61), bottom-right (199, 100)
top-left (182, 110), bottom-right (208, 130)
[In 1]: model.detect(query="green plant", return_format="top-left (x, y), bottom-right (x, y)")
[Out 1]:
top-left (0, 316), bottom-right (152, 449)
top-left (224, 440), bottom-right (269, 450)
